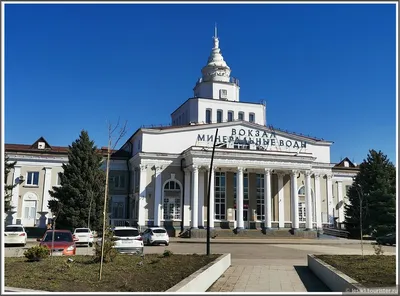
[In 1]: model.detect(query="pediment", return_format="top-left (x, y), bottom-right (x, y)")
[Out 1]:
top-left (30, 137), bottom-right (52, 150)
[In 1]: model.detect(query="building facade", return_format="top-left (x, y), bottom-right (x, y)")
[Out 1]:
top-left (5, 31), bottom-right (359, 231)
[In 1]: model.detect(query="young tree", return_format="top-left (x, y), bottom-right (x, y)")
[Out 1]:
top-left (48, 130), bottom-right (106, 231)
top-left (4, 155), bottom-right (17, 212)
top-left (344, 150), bottom-right (396, 238)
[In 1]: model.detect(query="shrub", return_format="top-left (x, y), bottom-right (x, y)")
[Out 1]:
top-left (162, 250), bottom-right (173, 257)
top-left (93, 228), bottom-right (118, 263)
top-left (24, 245), bottom-right (50, 261)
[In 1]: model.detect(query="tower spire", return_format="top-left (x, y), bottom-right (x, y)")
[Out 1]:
top-left (214, 23), bottom-right (218, 39)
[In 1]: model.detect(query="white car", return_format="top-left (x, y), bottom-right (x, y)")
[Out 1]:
top-left (4, 225), bottom-right (27, 246)
top-left (142, 227), bottom-right (170, 246)
top-left (99, 226), bottom-right (144, 255)
top-left (73, 228), bottom-right (94, 247)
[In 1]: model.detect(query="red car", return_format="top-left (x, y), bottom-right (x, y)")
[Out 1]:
top-left (37, 230), bottom-right (78, 256)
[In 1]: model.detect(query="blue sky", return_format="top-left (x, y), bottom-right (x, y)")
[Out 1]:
top-left (5, 3), bottom-right (397, 164)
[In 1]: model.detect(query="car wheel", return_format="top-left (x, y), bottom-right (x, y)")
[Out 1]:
top-left (165, 242), bottom-right (169, 246)
top-left (89, 243), bottom-right (93, 247)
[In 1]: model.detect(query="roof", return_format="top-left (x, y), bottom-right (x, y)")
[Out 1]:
top-left (5, 137), bottom-right (125, 158)
top-left (333, 157), bottom-right (359, 169)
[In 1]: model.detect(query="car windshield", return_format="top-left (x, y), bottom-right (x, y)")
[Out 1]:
top-left (75, 229), bottom-right (90, 233)
top-left (152, 229), bottom-right (166, 234)
top-left (114, 229), bottom-right (139, 237)
top-left (43, 232), bottom-right (73, 242)
top-left (5, 226), bottom-right (24, 232)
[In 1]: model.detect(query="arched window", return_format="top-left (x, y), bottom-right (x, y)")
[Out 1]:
top-left (163, 180), bottom-right (182, 220)
top-left (297, 186), bottom-right (315, 223)
top-left (206, 109), bottom-right (212, 123)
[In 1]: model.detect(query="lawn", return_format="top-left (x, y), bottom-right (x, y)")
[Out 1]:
top-left (315, 255), bottom-right (396, 288)
top-left (5, 253), bottom-right (219, 292)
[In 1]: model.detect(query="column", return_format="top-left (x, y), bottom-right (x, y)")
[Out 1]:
top-left (191, 165), bottom-right (199, 229)
top-left (337, 180), bottom-right (344, 224)
top-left (236, 167), bottom-right (244, 229)
top-left (153, 165), bottom-right (163, 227)
top-left (198, 169), bottom-right (205, 227)
top-left (183, 168), bottom-right (191, 228)
top-left (11, 166), bottom-right (22, 223)
top-left (208, 165), bottom-right (215, 228)
top-left (277, 172), bottom-right (285, 228)
top-left (264, 168), bottom-right (272, 229)
top-left (314, 173), bottom-right (322, 230)
top-left (41, 167), bottom-right (52, 214)
top-left (305, 171), bottom-right (313, 230)
top-left (326, 174), bottom-right (333, 226)
top-left (290, 170), bottom-right (299, 229)
top-left (137, 164), bottom-right (147, 229)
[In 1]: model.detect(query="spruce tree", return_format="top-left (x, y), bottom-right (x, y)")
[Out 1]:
top-left (4, 155), bottom-right (17, 212)
top-left (48, 130), bottom-right (106, 231)
top-left (344, 150), bottom-right (396, 238)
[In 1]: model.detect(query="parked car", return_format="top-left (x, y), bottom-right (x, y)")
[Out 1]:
top-left (73, 228), bottom-right (94, 247)
top-left (98, 226), bottom-right (144, 255)
top-left (4, 225), bottom-right (27, 247)
top-left (142, 227), bottom-right (169, 246)
top-left (376, 233), bottom-right (396, 246)
top-left (37, 230), bottom-right (78, 256)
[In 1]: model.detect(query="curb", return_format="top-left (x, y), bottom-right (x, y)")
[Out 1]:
top-left (170, 239), bottom-right (375, 245)
top-left (307, 254), bottom-right (398, 293)
top-left (166, 253), bottom-right (231, 292)
top-left (4, 287), bottom-right (51, 293)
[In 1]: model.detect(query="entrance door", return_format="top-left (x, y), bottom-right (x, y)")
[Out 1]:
top-left (23, 200), bottom-right (37, 227)
top-left (235, 209), bottom-right (249, 229)
top-left (163, 197), bottom-right (181, 220)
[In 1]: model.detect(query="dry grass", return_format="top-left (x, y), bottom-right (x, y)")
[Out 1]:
top-left (315, 255), bottom-right (396, 288)
top-left (5, 253), bottom-right (219, 292)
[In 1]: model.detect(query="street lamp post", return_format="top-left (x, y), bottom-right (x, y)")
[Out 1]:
top-left (206, 128), bottom-right (219, 256)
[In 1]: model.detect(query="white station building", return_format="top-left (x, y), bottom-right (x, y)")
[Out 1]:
top-left (5, 30), bottom-right (359, 232)
top-left (112, 30), bottom-right (359, 232)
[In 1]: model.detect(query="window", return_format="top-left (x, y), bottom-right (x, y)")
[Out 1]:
top-left (43, 231), bottom-right (73, 242)
top-left (238, 112), bottom-right (244, 120)
top-left (215, 172), bottom-right (226, 220)
top-left (298, 186), bottom-right (315, 222)
top-left (56, 173), bottom-right (62, 186)
top-left (112, 202), bottom-right (124, 219)
top-left (219, 89), bottom-right (228, 99)
top-left (26, 172), bottom-right (39, 186)
top-left (345, 185), bottom-right (351, 197)
top-left (163, 180), bottom-right (181, 220)
top-left (256, 174), bottom-right (265, 221)
top-left (206, 109), bottom-right (212, 123)
top-left (298, 202), bottom-right (306, 222)
top-left (217, 110), bottom-right (223, 123)
top-left (233, 173), bottom-right (249, 202)
top-left (249, 113), bottom-right (255, 123)
top-left (111, 175), bottom-right (126, 189)
top-left (227, 111), bottom-right (233, 122)
top-left (114, 229), bottom-right (139, 237)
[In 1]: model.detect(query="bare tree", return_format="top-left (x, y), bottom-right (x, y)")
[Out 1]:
top-left (99, 118), bottom-right (128, 281)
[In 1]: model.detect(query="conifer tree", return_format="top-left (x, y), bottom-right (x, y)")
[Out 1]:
top-left (344, 150), bottom-right (396, 237)
top-left (48, 130), bottom-right (106, 231)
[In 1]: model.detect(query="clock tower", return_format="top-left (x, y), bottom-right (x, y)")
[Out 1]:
top-left (193, 26), bottom-right (240, 102)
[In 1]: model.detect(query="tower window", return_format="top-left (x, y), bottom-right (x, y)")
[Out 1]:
top-left (219, 89), bottom-right (228, 99)
top-left (249, 113), bottom-right (255, 123)
top-left (238, 112), bottom-right (244, 121)
top-left (227, 111), bottom-right (233, 122)
top-left (206, 109), bottom-right (212, 123)
top-left (217, 110), bottom-right (223, 123)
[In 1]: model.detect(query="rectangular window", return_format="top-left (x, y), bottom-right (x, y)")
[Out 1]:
top-left (298, 202), bottom-right (306, 222)
top-left (206, 109), bottom-right (212, 123)
top-left (238, 112), bottom-right (244, 120)
top-left (112, 202), bottom-right (124, 219)
top-left (26, 172), bottom-right (39, 186)
top-left (215, 172), bottom-right (226, 220)
top-left (249, 113), bottom-right (255, 123)
top-left (112, 175), bottom-right (126, 189)
top-left (217, 110), bottom-right (223, 123)
top-left (227, 111), bottom-right (233, 122)
top-left (256, 174), bottom-right (265, 221)
top-left (56, 173), bottom-right (62, 186)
